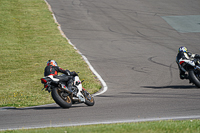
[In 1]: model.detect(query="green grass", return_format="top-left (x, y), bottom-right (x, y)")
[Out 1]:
top-left (1, 120), bottom-right (200, 133)
top-left (1, 1), bottom-right (200, 133)
top-left (0, 0), bottom-right (101, 107)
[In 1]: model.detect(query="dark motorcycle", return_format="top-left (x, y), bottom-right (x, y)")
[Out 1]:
top-left (41, 73), bottom-right (95, 108)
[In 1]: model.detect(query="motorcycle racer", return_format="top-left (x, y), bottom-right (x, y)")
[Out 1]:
top-left (176, 46), bottom-right (200, 79)
top-left (44, 60), bottom-right (76, 94)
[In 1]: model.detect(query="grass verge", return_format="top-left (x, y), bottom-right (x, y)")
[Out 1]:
top-left (0, 0), bottom-right (101, 107)
top-left (1, 1), bottom-right (200, 133)
top-left (1, 120), bottom-right (200, 133)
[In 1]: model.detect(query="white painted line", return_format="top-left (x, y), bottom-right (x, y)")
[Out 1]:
top-left (1, 115), bottom-right (200, 131)
top-left (44, 0), bottom-right (107, 96)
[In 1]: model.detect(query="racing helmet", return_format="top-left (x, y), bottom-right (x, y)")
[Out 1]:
top-left (47, 60), bottom-right (58, 66)
top-left (178, 46), bottom-right (187, 53)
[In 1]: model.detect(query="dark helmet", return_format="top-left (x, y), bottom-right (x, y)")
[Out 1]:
top-left (178, 46), bottom-right (188, 53)
top-left (47, 60), bottom-right (58, 66)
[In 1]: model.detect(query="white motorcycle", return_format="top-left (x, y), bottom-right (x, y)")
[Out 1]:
top-left (41, 72), bottom-right (95, 108)
top-left (179, 58), bottom-right (200, 88)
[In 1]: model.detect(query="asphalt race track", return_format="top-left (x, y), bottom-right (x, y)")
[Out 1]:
top-left (1, 0), bottom-right (200, 130)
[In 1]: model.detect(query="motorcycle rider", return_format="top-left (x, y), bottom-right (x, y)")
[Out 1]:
top-left (176, 46), bottom-right (200, 79)
top-left (44, 60), bottom-right (76, 95)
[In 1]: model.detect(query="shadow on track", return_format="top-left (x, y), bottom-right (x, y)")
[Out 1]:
top-left (142, 85), bottom-right (197, 89)
top-left (0, 103), bottom-right (87, 110)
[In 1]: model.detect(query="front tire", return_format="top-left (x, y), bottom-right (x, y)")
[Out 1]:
top-left (51, 87), bottom-right (72, 108)
top-left (189, 70), bottom-right (200, 88)
top-left (82, 90), bottom-right (95, 106)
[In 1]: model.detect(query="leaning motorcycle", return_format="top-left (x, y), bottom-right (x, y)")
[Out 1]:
top-left (179, 58), bottom-right (200, 88)
top-left (41, 72), bottom-right (95, 108)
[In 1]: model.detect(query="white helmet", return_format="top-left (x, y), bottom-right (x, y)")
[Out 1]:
top-left (178, 46), bottom-right (188, 53)
top-left (47, 60), bottom-right (58, 66)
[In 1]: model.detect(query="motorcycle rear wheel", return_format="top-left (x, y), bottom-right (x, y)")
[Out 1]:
top-left (189, 70), bottom-right (200, 88)
top-left (51, 87), bottom-right (72, 108)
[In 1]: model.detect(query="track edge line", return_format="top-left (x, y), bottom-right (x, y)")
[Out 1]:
top-left (44, 0), bottom-right (108, 96)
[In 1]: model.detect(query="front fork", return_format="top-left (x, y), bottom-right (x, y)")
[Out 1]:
top-left (74, 76), bottom-right (83, 95)
top-left (74, 76), bottom-right (85, 102)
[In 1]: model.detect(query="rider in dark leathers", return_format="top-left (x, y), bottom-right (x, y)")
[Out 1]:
top-left (176, 46), bottom-right (200, 79)
top-left (44, 60), bottom-right (76, 93)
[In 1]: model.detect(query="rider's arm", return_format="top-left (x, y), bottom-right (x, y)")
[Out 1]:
top-left (54, 66), bottom-right (70, 75)
top-left (194, 54), bottom-right (200, 58)
top-left (187, 52), bottom-right (196, 58)
top-left (55, 66), bottom-right (77, 76)
top-left (188, 52), bottom-right (200, 58)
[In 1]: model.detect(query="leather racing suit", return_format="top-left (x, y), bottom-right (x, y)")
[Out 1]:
top-left (44, 65), bottom-right (75, 92)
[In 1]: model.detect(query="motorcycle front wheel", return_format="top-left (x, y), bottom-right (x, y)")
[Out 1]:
top-left (82, 89), bottom-right (95, 106)
top-left (189, 70), bottom-right (200, 88)
top-left (51, 87), bottom-right (72, 108)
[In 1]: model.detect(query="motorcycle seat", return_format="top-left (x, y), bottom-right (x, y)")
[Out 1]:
top-left (47, 75), bottom-right (59, 82)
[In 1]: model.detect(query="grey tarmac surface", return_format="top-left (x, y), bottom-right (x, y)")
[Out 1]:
top-left (1, 0), bottom-right (200, 130)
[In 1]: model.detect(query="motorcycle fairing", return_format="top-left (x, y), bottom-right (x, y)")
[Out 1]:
top-left (178, 59), bottom-right (195, 72)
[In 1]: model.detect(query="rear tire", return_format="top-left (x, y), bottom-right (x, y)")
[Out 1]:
top-left (189, 70), bottom-right (200, 88)
top-left (51, 87), bottom-right (72, 108)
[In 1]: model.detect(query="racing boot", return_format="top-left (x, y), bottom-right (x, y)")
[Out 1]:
top-left (180, 74), bottom-right (188, 80)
